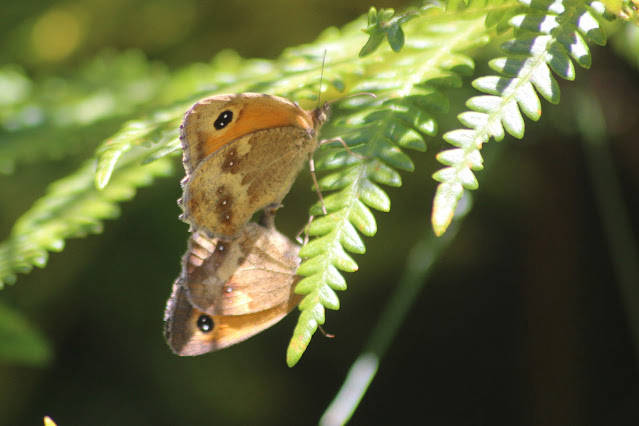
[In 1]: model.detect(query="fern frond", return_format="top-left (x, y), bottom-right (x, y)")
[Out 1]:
top-left (0, 156), bottom-right (172, 287)
top-left (0, 51), bottom-right (170, 174)
top-left (431, 0), bottom-right (607, 235)
top-left (1, 0), bottom-right (620, 368)
top-left (286, 5), bottom-right (497, 365)
top-left (94, 105), bottom-right (184, 189)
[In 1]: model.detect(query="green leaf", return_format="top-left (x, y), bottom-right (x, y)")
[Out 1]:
top-left (332, 244), bottom-right (359, 272)
top-left (358, 179), bottom-right (391, 212)
top-left (349, 200), bottom-right (377, 236)
top-left (359, 31), bottom-right (386, 58)
top-left (367, 161), bottom-right (402, 187)
top-left (458, 111), bottom-right (489, 129)
top-left (299, 234), bottom-right (336, 257)
top-left (375, 138), bottom-right (415, 171)
top-left (530, 62), bottom-right (560, 103)
top-left (306, 214), bottom-right (340, 235)
top-left (358, 7), bottom-right (418, 57)
top-left (317, 165), bottom-right (360, 190)
top-left (319, 285), bottom-right (340, 309)
top-left (443, 129), bottom-right (479, 149)
top-left (287, 308), bottom-right (320, 367)
top-left (547, 43), bottom-right (576, 80)
top-left (432, 182), bottom-right (464, 236)
top-left (515, 82), bottom-right (542, 120)
top-left (575, 7), bottom-right (606, 45)
top-left (339, 221), bottom-right (366, 254)
top-left (501, 100), bottom-right (525, 138)
top-left (387, 23), bottom-right (406, 52)
top-left (368, 6), bottom-right (379, 25)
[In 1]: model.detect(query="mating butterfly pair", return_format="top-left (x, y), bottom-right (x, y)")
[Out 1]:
top-left (164, 93), bottom-right (329, 355)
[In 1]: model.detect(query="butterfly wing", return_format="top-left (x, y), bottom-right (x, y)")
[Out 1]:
top-left (179, 93), bottom-right (320, 238)
top-left (182, 127), bottom-right (316, 238)
top-left (164, 222), bottom-right (302, 356)
top-left (164, 280), bottom-right (301, 356)
top-left (183, 223), bottom-right (301, 316)
top-left (180, 93), bottom-right (314, 174)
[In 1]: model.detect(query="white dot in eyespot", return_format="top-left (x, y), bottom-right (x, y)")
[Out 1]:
top-left (196, 315), bottom-right (214, 333)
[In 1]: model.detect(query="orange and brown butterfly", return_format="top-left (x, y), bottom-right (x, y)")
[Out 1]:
top-left (179, 93), bottom-right (330, 239)
top-left (164, 222), bottom-right (302, 355)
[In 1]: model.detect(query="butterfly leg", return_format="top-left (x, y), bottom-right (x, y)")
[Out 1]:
top-left (294, 214), bottom-right (314, 245)
top-left (318, 137), bottom-right (367, 161)
top-left (318, 324), bottom-right (335, 339)
top-left (261, 203), bottom-right (284, 229)
top-left (308, 156), bottom-right (328, 215)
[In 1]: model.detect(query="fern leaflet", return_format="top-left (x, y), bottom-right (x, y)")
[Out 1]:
top-left (431, 0), bottom-right (607, 235)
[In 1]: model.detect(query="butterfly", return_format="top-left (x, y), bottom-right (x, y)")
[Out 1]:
top-left (179, 93), bottom-right (330, 239)
top-left (164, 222), bottom-right (302, 355)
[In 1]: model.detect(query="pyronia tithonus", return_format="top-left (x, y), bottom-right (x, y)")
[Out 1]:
top-left (164, 222), bottom-right (302, 355)
top-left (179, 93), bottom-right (330, 239)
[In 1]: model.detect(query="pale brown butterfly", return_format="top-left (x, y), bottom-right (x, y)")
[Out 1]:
top-left (164, 222), bottom-right (302, 355)
top-left (179, 93), bottom-right (330, 240)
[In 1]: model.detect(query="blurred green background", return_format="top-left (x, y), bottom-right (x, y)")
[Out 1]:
top-left (2, 1), bottom-right (639, 425)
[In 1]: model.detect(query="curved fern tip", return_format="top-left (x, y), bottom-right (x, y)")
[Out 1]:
top-left (94, 168), bottom-right (112, 190)
top-left (431, 183), bottom-right (462, 236)
top-left (286, 333), bottom-right (312, 367)
top-left (432, 215), bottom-right (451, 237)
top-left (286, 349), bottom-right (301, 367)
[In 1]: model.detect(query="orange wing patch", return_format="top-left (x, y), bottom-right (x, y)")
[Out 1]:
top-left (179, 92), bottom-right (329, 239)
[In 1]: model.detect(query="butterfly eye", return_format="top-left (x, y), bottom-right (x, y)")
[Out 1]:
top-left (213, 110), bottom-right (233, 130)
top-left (196, 314), bottom-right (214, 333)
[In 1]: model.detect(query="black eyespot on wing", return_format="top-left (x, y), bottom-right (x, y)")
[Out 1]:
top-left (197, 314), bottom-right (214, 332)
top-left (214, 110), bottom-right (233, 130)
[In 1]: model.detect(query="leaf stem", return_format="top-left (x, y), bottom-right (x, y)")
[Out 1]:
top-left (319, 194), bottom-right (471, 425)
